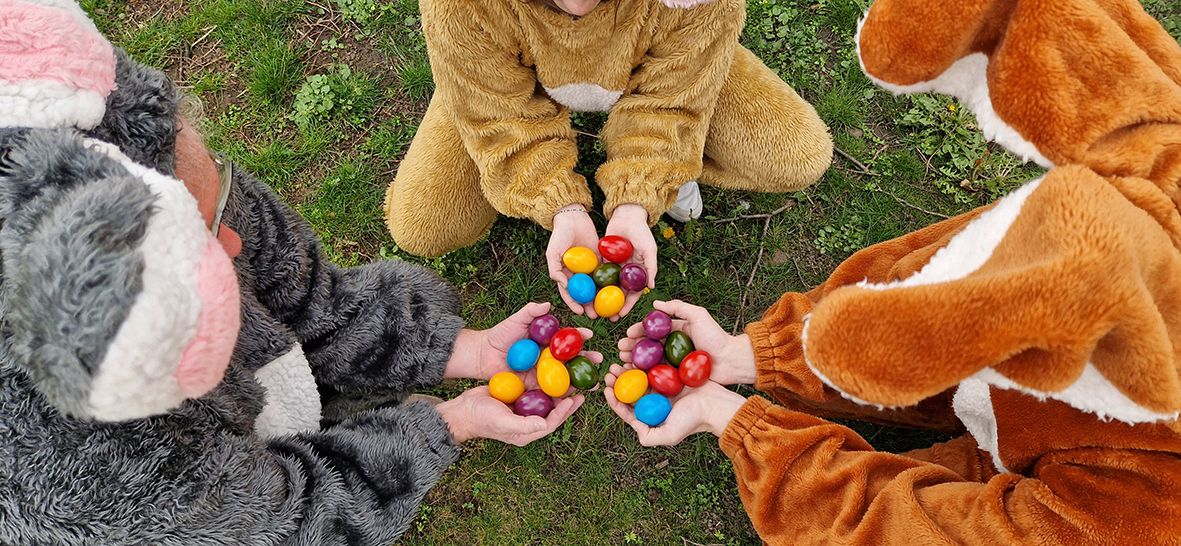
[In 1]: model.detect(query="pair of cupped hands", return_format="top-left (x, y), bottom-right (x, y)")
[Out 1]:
top-left (436, 299), bottom-right (756, 449)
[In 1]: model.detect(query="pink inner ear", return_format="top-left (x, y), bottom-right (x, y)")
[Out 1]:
top-left (0, 0), bottom-right (116, 94)
top-left (175, 239), bottom-right (241, 398)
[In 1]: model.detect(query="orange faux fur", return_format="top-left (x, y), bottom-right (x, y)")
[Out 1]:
top-left (724, 0), bottom-right (1181, 543)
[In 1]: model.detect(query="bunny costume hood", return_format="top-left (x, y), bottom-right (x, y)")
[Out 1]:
top-left (0, 2), bottom-right (465, 544)
top-left (721, 1), bottom-right (1181, 544)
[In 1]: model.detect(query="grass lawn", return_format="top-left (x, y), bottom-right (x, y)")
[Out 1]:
top-left (83, 0), bottom-right (1181, 544)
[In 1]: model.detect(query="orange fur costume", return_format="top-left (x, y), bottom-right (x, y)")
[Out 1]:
top-left (721, 0), bottom-right (1181, 543)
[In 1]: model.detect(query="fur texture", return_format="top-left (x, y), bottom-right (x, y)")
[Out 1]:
top-left (385, 0), bottom-right (831, 255)
top-left (85, 51), bottom-right (180, 175)
top-left (726, 1), bottom-right (1181, 544)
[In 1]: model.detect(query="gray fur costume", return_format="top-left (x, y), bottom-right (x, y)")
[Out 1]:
top-left (0, 49), bottom-right (465, 545)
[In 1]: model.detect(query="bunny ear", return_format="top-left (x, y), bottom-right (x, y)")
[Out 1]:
top-left (856, 0), bottom-right (1013, 89)
top-left (0, 0), bottom-right (116, 130)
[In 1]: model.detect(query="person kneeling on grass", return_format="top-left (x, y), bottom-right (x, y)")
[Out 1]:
top-left (0, 5), bottom-right (595, 544)
top-left (383, 0), bottom-right (833, 321)
top-left (607, 0), bottom-right (1181, 542)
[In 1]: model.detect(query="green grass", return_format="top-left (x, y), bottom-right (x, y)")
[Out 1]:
top-left (88, 0), bottom-right (1181, 544)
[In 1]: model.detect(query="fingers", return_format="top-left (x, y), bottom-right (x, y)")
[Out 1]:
top-left (555, 282), bottom-right (585, 315)
top-left (576, 327), bottom-right (594, 341)
top-left (625, 321), bottom-right (645, 338)
top-left (581, 351), bottom-right (604, 364)
top-left (615, 290), bottom-right (643, 321)
top-left (519, 301), bottom-right (552, 319)
top-left (511, 395), bottom-right (584, 446)
top-left (653, 299), bottom-right (709, 322)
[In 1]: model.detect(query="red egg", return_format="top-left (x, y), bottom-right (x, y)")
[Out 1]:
top-left (679, 350), bottom-right (712, 388)
top-left (647, 364), bottom-right (683, 397)
top-left (598, 235), bottom-right (634, 264)
top-left (549, 327), bottom-right (584, 362)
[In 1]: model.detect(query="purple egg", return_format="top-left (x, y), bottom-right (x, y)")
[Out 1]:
top-left (513, 389), bottom-right (555, 418)
top-left (632, 338), bottom-right (665, 371)
top-left (529, 314), bottom-right (561, 346)
top-left (619, 264), bottom-right (648, 292)
top-left (643, 310), bottom-right (673, 340)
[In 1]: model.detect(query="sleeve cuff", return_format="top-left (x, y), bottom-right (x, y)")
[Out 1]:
top-left (719, 396), bottom-right (775, 459)
top-left (598, 160), bottom-right (699, 226)
top-left (530, 174), bottom-right (593, 230)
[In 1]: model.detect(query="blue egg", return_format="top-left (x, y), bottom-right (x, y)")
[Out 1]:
top-left (506, 339), bottom-right (541, 372)
top-left (567, 273), bottom-right (597, 305)
top-left (634, 393), bottom-right (672, 427)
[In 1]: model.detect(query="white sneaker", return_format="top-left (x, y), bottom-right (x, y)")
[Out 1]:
top-left (666, 181), bottom-right (702, 223)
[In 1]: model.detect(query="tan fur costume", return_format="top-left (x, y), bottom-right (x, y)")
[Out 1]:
top-left (384, 0), bottom-right (833, 257)
top-left (723, 0), bottom-right (1181, 543)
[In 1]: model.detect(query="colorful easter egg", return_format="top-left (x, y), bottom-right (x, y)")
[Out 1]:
top-left (613, 369), bottom-right (649, 404)
top-left (549, 327), bottom-right (584, 362)
top-left (679, 350), bottom-right (712, 388)
top-left (568, 273), bottom-right (597, 305)
top-left (643, 310), bottom-right (673, 340)
top-left (664, 331), bottom-right (695, 367)
top-left (507, 339), bottom-right (541, 372)
top-left (562, 246), bottom-right (599, 274)
top-left (634, 393), bottom-right (672, 427)
top-left (619, 263), bottom-right (648, 292)
top-left (631, 338), bottom-right (665, 372)
top-left (538, 359), bottom-right (571, 397)
top-left (489, 372), bottom-right (526, 404)
top-left (566, 356), bottom-right (599, 390)
top-left (513, 389), bottom-right (555, 418)
top-left (592, 263), bottom-right (621, 288)
top-left (529, 314), bottom-right (561, 346)
top-left (594, 285), bottom-right (625, 317)
top-left (598, 235), bottom-right (634, 264)
top-left (647, 364), bottom-right (683, 397)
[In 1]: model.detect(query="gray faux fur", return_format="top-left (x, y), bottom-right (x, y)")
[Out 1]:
top-left (0, 129), bottom-right (148, 417)
top-left (85, 50), bottom-right (180, 175)
top-left (0, 74), bottom-right (465, 544)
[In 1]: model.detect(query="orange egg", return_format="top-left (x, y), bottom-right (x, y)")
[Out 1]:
top-left (537, 359), bottom-right (571, 398)
top-left (594, 285), bottom-right (625, 317)
top-left (613, 369), bottom-right (649, 405)
top-left (562, 246), bottom-right (599, 274)
top-left (489, 372), bottom-right (526, 405)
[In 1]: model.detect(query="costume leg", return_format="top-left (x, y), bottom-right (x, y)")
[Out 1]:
top-left (384, 97), bottom-right (497, 258)
top-left (702, 46), bottom-right (833, 192)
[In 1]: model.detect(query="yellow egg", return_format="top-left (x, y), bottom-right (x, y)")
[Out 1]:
top-left (537, 359), bottom-right (571, 398)
top-left (613, 369), bottom-right (649, 405)
top-left (562, 246), bottom-right (599, 274)
top-left (489, 372), bottom-right (526, 405)
top-left (538, 347), bottom-right (562, 365)
top-left (593, 285), bottom-right (625, 317)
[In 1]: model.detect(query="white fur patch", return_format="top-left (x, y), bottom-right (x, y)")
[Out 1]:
top-left (0, 81), bottom-right (107, 130)
top-left (972, 365), bottom-right (1180, 424)
top-left (858, 176), bottom-right (1044, 291)
top-left (544, 83), bottom-right (623, 112)
top-left (253, 345), bottom-right (322, 439)
top-left (854, 15), bottom-right (1053, 168)
top-left (952, 379), bottom-right (1007, 472)
top-left (84, 140), bottom-right (210, 421)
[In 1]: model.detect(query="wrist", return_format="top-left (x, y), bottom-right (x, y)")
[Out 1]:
top-left (721, 334), bottom-right (758, 385)
top-left (704, 388), bottom-right (747, 437)
top-left (444, 329), bottom-right (484, 379)
top-left (437, 397), bottom-right (474, 443)
top-left (553, 203), bottom-right (588, 221)
top-left (611, 203), bottom-right (649, 224)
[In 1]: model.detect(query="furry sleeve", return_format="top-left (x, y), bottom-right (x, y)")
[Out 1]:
top-left (419, 0), bottom-right (592, 230)
top-left (595, 0), bottom-right (743, 223)
top-left (719, 396), bottom-right (1181, 545)
top-left (222, 171), bottom-right (463, 391)
top-left (743, 208), bottom-right (983, 431)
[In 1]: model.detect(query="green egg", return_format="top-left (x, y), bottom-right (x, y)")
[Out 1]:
top-left (664, 331), bottom-right (695, 367)
top-left (591, 263), bottom-right (621, 288)
top-left (566, 356), bottom-right (599, 390)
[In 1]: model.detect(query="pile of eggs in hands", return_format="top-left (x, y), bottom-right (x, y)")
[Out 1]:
top-left (487, 314), bottom-right (599, 418)
top-left (613, 310), bottom-right (712, 426)
top-left (563, 235), bottom-right (647, 317)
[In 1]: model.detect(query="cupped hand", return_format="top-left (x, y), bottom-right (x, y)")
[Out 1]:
top-left (602, 364), bottom-right (746, 447)
top-left (546, 208), bottom-right (602, 318)
top-left (439, 386), bottom-right (585, 447)
top-left (603, 204), bottom-right (657, 321)
top-left (617, 300), bottom-right (757, 386)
